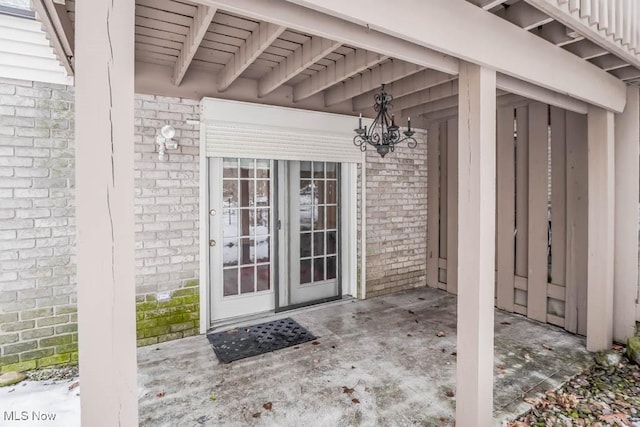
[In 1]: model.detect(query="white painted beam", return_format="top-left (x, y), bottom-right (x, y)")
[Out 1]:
top-left (218, 21), bottom-right (286, 92)
top-left (258, 36), bottom-right (341, 97)
top-left (456, 62), bottom-right (496, 427)
top-left (352, 69), bottom-right (456, 111)
top-left (496, 73), bottom-right (588, 114)
top-left (530, 21), bottom-right (584, 46)
top-left (75, 0), bottom-right (137, 425)
top-left (468, 0), bottom-right (509, 10)
top-left (355, 80), bottom-right (458, 113)
top-left (202, 0), bottom-right (459, 75)
top-left (324, 60), bottom-right (423, 107)
top-left (614, 86), bottom-right (640, 341)
top-left (563, 39), bottom-right (608, 60)
top-left (587, 105), bottom-right (615, 351)
top-left (173, 5), bottom-right (217, 86)
top-left (283, 0), bottom-right (626, 112)
top-left (293, 49), bottom-right (386, 102)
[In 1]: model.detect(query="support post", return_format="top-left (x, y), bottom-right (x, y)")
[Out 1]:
top-left (614, 86), bottom-right (640, 341)
top-left (75, 0), bottom-right (138, 425)
top-left (587, 106), bottom-right (615, 351)
top-left (456, 62), bottom-right (497, 427)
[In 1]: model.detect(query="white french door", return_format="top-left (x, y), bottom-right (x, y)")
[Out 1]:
top-left (287, 161), bottom-right (340, 305)
top-left (209, 158), bottom-right (343, 323)
top-left (209, 158), bottom-right (275, 321)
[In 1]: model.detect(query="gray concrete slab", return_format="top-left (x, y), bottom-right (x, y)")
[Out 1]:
top-left (137, 287), bottom-right (592, 426)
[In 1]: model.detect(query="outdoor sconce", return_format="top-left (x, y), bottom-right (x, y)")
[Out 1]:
top-left (156, 124), bottom-right (178, 161)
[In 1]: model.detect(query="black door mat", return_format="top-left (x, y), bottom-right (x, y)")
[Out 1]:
top-left (207, 317), bottom-right (316, 364)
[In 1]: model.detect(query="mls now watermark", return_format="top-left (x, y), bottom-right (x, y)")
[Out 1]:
top-left (4, 411), bottom-right (58, 422)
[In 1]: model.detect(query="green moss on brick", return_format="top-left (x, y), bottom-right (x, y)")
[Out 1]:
top-left (20, 349), bottom-right (54, 362)
top-left (0, 355), bottom-right (19, 366)
top-left (55, 343), bottom-right (77, 354)
top-left (135, 285), bottom-right (199, 347)
top-left (184, 279), bottom-right (199, 287)
top-left (1, 360), bottom-right (36, 374)
top-left (37, 353), bottom-right (71, 368)
top-left (40, 334), bottom-right (72, 348)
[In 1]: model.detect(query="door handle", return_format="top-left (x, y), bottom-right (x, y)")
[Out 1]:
top-left (209, 240), bottom-right (216, 247)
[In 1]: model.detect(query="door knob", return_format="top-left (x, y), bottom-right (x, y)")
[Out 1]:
top-left (209, 209), bottom-right (217, 216)
top-left (209, 240), bottom-right (216, 247)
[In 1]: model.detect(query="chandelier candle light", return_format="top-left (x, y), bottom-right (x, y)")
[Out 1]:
top-left (353, 84), bottom-right (417, 158)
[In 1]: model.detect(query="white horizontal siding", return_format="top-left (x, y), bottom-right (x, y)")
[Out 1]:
top-left (201, 98), bottom-right (364, 163)
top-left (0, 13), bottom-right (72, 85)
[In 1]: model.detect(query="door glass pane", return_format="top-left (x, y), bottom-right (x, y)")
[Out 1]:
top-left (326, 180), bottom-right (337, 204)
top-left (223, 238), bottom-right (238, 266)
top-left (313, 232), bottom-right (324, 256)
top-left (240, 237), bottom-right (253, 265)
top-left (313, 257), bottom-right (324, 281)
top-left (239, 180), bottom-right (254, 208)
top-left (256, 209), bottom-right (269, 235)
top-left (256, 237), bottom-right (270, 263)
top-left (256, 159), bottom-right (270, 178)
top-left (300, 161), bottom-right (312, 178)
top-left (240, 266), bottom-right (255, 294)
top-left (223, 180), bottom-right (238, 207)
top-left (256, 265), bottom-right (270, 291)
top-left (326, 231), bottom-right (337, 255)
top-left (223, 158), bottom-right (238, 178)
top-left (240, 158), bottom-right (254, 178)
top-left (300, 233), bottom-right (311, 258)
top-left (327, 256), bottom-right (337, 280)
top-left (297, 162), bottom-right (340, 287)
top-left (223, 269), bottom-right (238, 296)
top-left (300, 259), bottom-right (312, 284)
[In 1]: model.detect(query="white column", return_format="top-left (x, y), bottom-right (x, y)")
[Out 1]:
top-left (75, 0), bottom-right (138, 425)
top-left (587, 105), bottom-right (615, 351)
top-left (614, 86), bottom-right (639, 341)
top-left (456, 62), bottom-right (497, 427)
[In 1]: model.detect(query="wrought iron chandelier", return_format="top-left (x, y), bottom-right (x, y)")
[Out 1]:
top-left (353, 84), bottom-right (417, 158)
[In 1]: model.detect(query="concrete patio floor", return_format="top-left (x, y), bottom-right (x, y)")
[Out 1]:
top-left (137, 287), bottom-right (593, 426)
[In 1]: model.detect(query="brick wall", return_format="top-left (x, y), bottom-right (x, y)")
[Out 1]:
top-left (364, 135), bottom-right (428, 298)
top-left (0, 78), bottom-right (202, 371)
top-left (133, 94), bottom-right (201, 346)
top-left (0, 78), bottom-right (77, 371)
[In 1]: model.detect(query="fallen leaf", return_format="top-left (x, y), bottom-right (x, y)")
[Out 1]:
top-left (210, 395), bottom-right (216, 401)
top-left (352, 398), bottom-right (360, 404)
top-left (414, 319), bottom-right (419, 324)
top-left (496, 363), bottom-right (506, 370)
top-left (500, 321), bottom-right (511, 325)
top-left (599, 413), bottom-right (629, 424)
top-left (408, 310), bottom-right (415, 315)
top-left (444, 390), bottom-right (455, 398)
top-left (351, 366), bottom-right (356, 369)
top-left (451, 352), bottom-right (457, 357)
top-left (436, 331), bottom-right (446, 337)
top-left (418, 297), bottom-right (425, 300)
top-left (156, 391), bottom-right (165, 398)
top-left (342, 386), bottom-right (355, 395)
top-left (612, 344), bottom-right (624, 351)
top-left (524, 397), bottom-right (538, 406)
top-left (331, 345), bottom-right (336, 349)
top-left (263, 402), bottom-right (273, 411)
top-left (252, 413), bottom-right (261, 418)
top-left (312, 359), bottom-right (319, 364)
top-left (311, 341), bottom-right (320, 346)
top-left (407, 334), bottom-right (412, 337)
top-left (542, 343), bottom-right (553, 351)
top-left (68, 381), bottom-right (79, 391)
top-left (441, 348), bottom-right (446, 353)
top-left (523, 353), bottom-right (532, 362)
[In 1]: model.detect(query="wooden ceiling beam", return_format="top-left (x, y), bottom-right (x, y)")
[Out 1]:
top-left (293, 49), bottom-right (386, 102)
top-left (282, 0), bottom-right (625, 111)
top-left (173, 5), bottom-right (217, 86)
top-left (218, 21), bottom-right (286, 91)
top-left (468, 0), bottom-right (509, 10)
top-left (324, 60), bottom-right (423, 107)
top-left (202, 0), bottom-right (459, 75)
top-left (498, 1), bottom-right (553, 31)
top-left (258, 36), bottom-right (341, 97)
top-left (530, 21), bottom-right (584, 46)
top-left (351, 69), bottom-right (456, 110)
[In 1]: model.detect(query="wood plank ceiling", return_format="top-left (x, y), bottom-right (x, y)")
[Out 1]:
top-left (60, 0), bottom-right (640, 119)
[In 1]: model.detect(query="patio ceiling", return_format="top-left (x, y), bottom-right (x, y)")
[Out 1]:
top-left (37, 0), bottom-right (639, 118)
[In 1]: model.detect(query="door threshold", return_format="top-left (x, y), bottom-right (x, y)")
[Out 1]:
top-left (208, 295), bottom-right (355, 333)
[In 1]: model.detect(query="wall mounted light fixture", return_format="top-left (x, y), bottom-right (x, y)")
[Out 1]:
top-left (156, 125), bottom-right (178, 161)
